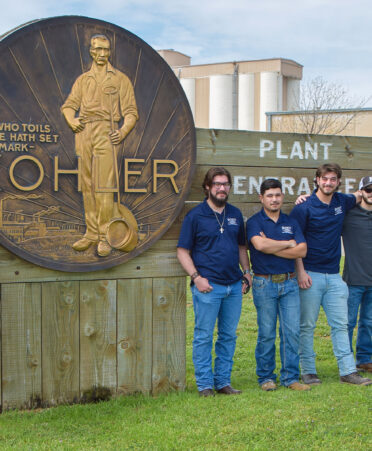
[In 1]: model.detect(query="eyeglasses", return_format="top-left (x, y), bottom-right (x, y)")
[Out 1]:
top-left (212, 182), bottom-right (231, 188)
top-left (363, 187), bottom-right (372, 193)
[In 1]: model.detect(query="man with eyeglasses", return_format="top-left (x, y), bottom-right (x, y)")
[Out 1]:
top-left (290, 163), bottom-right (371, 386)
top-left (177, 167), bottom-right (251, 397)
top-left (342, 176), bottom-right (372, 373)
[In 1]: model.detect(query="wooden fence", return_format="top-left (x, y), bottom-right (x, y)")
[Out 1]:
top-left (1, 128), bottom-right (370, 409)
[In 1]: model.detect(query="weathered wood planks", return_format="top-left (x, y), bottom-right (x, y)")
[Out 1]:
top-left (117, 278), bottom-right (152, 395)
top-left (0, 276), bottom-right (186, 409)
top-left (1, 283), bottom-right (41, 409)
top-left (42, 281), bottom-right (80, 405)
top-left (80, 280), bottom-right (117, 394)
top-left (152, 277), bottom-right (186, 394)
top-left (0, 240), bottom-right (184, 284)
top-left (196, 128), bottom-right (372, 169)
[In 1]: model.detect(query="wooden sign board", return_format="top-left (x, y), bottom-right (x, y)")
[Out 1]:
top-left (0, 124), bottom-right (371, 408)
top-left (192, 129), bottom-right (371, 210)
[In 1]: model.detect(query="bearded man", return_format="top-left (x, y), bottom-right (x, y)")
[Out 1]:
top-left (177, 167), bottom-right (251, 396)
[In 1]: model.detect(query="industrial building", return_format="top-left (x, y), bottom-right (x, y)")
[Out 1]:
top-left (158, 49), bottom-right (303, 132)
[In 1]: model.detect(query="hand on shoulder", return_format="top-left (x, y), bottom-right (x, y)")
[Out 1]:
top-left (295, 194), bottom-right (310, 205)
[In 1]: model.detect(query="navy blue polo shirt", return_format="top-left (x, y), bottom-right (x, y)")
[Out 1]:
top-left (290, 191), bottom-right (356, 274)
top-left (246, 209), bottom-right (305, 275)
top-left (177, 199), bottom-right (245, 285)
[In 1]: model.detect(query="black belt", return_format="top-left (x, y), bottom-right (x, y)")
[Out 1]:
top-left (254, 272), bottom-right (296, 283)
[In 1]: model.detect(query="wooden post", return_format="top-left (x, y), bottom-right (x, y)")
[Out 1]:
top-left (42, 281), bottom-right (80, 405)
top-left (1, 283), bottom-right (41, 409)
top-left (80, 280), bottom-right (117, 395)
top-left (117, 278), bottom-right (153, 395)
top-left (152, 277), bottom-right (186, 394)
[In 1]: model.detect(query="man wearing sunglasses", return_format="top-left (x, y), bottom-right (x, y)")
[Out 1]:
top-left (177, 167), bottom-right (251, 397)
top-left (342, 176), bottom-right (372, 373)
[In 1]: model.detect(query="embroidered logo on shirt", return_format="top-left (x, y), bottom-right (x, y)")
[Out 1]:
top-left (227, 217), bottom-right (238, 226)
top-left (334, 206), bottom-right (343, 215)
top-left (281, 226), bottom-right (293, 234)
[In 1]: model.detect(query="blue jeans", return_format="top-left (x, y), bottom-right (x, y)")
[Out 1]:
top-left (299, 271), bottom-right (356, 376)
top-left (253, 276), bottom-right (301, 386)
top-left (347, 285), bottom-right (372, 365)
top-left (191, 281), bottom-right (242, 391)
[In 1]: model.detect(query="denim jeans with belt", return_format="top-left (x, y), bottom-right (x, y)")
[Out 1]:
top-left (253, 275), bottom-right (301, 387)
top-left (299, 271), bottom-right (356, 376)
top-left (191, 280), bottom-right (242, 391)
top-left (347, 285), bottom-right (372, 365)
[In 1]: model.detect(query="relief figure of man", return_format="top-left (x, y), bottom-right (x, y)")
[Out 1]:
top-left (61, 34), bottom-right (139, 256)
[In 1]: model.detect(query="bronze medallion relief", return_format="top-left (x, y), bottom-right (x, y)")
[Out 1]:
top-left (0, 16), bottom-right (196, 271)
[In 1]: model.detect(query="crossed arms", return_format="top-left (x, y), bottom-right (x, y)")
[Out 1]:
top-left (250, 232), bottom-right (307, 259)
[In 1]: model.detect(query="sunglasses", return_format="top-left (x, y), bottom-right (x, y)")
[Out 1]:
top-left (363, 187), bottom-right (372, 193)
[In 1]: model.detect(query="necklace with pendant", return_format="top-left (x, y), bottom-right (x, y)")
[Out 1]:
top-left (213, 208), bottom-right (226, 234)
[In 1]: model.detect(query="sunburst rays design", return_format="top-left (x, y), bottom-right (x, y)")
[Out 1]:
top-left (0, 17), bottom-right (195, 271)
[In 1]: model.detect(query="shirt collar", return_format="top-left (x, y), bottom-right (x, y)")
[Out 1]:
top-left (311, 189), bottom-right (340, 207)
top-left (356, 203), bottom-right (372, 214)
top-left (260, 208), bottom-right (283, 223)
top-left (87, 61), bottom-right (116, 78)
top-left (202, 198), bottom-right (230, 215)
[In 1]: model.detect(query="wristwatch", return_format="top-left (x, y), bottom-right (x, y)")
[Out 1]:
top-left (191, 271), bottom-right (200, 281)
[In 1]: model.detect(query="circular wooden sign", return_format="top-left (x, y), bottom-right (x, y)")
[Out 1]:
top-left (0, 16), bottom-right (196, 271)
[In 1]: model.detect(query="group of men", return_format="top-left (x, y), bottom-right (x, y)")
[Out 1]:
top-left (177, 165), bottom-right (372, 396)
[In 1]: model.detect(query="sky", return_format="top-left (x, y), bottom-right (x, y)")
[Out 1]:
top-left (1, 0), bottom-right (372, 105)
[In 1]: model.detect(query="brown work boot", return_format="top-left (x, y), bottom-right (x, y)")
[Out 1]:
top-left (261, 380), bottom-right (277, 391)
top-left (340, 372), bottom-right (372, 385)
top-left (97, 240), bottom-right (112, 257)
top-left (216, 385), bottom-right (242, 395)
top-left (288, 382), bottom-right (311, 391)
top-left (356, 363), bottom-right (372, 373)
top-left (72, 237), bottom-right (97, 251)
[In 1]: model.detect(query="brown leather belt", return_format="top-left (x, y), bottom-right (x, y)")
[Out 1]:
top-left (254, 272), bottom-right (296, 283)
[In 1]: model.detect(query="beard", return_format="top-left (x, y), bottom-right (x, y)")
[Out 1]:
top-left (362, 191), bottom-right (372, 205)
top-left (318, 184), bottom-right (338, 196)
top-left (209, 191), bottom-right (228, 208)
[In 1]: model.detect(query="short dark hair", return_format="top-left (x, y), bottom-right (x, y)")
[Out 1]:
top-left (314, 163), bottom-right (342, 187)
top-left (90, 34), bottom-right (110, 46)
top-left (260, 178), bottom-right (282, 195)
top-left (202, 167), bottom-right (232, 196)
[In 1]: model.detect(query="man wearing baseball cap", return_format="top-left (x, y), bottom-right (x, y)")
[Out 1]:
top-left (342, 176), bottom-right (372, 373)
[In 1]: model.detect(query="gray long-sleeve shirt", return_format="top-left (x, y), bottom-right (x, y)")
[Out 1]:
top-left (342, 204), bottom-right (372, 286)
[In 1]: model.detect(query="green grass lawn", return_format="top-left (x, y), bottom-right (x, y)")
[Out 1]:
top-left (0, 274), bottom-right (371, 450)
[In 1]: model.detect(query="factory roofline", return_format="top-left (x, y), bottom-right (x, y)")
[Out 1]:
top-left (171, 57), bottom-right (303, 69)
